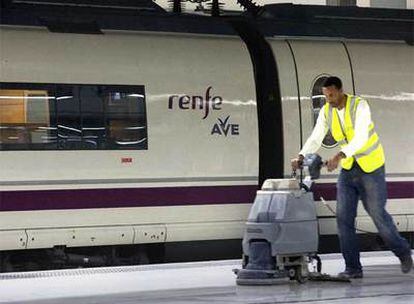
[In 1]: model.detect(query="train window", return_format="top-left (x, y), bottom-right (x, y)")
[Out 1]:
top-left (104, 88), bottom-right (147, 150)
top-left (56, 85), bottom-right (82, 150)
top-left (0, 83), bottom-right (147, 151)
top-left (311, 76), bottom-right (337, 148)
top-left (0, 84), bottom-right (57, 150)
top-left (79, 86), bottom-right (106, 149)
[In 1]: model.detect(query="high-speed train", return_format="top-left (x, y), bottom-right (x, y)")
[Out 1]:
top-left (0, 1), bottom-right (413, 271)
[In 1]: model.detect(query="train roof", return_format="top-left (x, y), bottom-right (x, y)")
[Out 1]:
top-left (0, 0), bottom-right (413, 44)
top-left (258, 3), bottom-right (413, 43)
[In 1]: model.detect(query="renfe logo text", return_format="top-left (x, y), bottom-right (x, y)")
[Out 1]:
top-left (168, 86), bottom-right (222, 119)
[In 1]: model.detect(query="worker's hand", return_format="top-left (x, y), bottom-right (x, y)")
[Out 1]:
top-left (291, 155), bottom-right (304, 171)
top-left (326, 152), bottom-right (346, 172)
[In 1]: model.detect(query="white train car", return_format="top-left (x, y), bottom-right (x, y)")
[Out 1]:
top-left (0, 1), bottom-right (413, 270)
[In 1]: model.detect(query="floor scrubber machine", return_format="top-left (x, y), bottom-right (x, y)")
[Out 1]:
top-left (234, 154), bottom-right (349, 284)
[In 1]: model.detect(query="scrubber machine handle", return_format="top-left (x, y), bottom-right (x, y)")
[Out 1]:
top-left (292, 153), bottom-right (325, 191)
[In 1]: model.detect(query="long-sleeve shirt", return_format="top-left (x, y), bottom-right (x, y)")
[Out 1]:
top-left (299, 97), bottom-right (371, 158)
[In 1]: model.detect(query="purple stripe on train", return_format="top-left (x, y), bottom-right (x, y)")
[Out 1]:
top-left (0, 185), bottom-right (258, 212)
top-left (0, 182), bottom-right (413, 212)
top-left (311, 181), bottom-right (414, 201)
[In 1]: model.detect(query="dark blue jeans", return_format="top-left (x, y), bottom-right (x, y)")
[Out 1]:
top-left (336, 164), bottom-right (410, 271)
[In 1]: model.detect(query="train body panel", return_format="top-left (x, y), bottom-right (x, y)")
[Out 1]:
top-left (0, 27), bottom-right (258, 183)
top-left (0, 204), bottom-right (251, 249)
top-left (1, 200), bottom-right (413, 250)
top-left (345, 41), bottom-right (414, 175)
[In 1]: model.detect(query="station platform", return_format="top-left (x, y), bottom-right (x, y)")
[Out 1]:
top-left (0, 251), bottom-right (413, 304)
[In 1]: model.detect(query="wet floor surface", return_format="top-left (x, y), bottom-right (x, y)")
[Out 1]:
top-left (1, 251), bottom-right (413, 304)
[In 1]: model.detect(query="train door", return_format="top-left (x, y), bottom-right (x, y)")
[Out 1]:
top-left (285, 40), bottom-right (355, 166)
top-left (267, 39), bottom-right (304, 177)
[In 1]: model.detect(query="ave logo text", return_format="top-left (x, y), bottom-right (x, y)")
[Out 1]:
top-left (211, 116), bottom-right (239, 136)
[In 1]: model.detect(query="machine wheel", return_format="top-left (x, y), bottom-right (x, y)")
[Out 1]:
top-left (294, 266), bottom-right (307, 284)
top-left (288, 267), bottom-right (296, 280)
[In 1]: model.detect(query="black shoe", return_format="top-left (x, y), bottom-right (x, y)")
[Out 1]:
top-left (338, 270), bottom-right (363, 279)
top-left (399, 255), bottom-right (413, 273)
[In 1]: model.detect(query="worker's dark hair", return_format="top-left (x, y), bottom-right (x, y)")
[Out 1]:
top-left (323, 76), bottom-right (342, 90)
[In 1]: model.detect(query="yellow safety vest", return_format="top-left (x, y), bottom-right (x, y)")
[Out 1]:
top-left (323, 95), bottom-right (385, 173)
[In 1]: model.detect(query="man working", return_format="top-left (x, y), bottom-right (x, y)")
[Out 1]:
top-left (291, 76), bottom-right (412, 278)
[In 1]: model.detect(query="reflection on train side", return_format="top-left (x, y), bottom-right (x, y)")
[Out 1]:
top-left (0, 84), bottom-right (148, 150)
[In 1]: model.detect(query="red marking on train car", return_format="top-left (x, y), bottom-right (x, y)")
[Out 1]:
top-left (121, 157), bottom-right (133, 163)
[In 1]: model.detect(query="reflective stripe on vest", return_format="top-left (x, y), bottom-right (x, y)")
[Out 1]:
top-left (336, 128), bottom-right (376, 148)
top-left (326, 96), bottom-right (358, 134)
top-left (324, 95), bottom-right (385, 173)
top-left (354, 139), bottom-right (380, 160)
